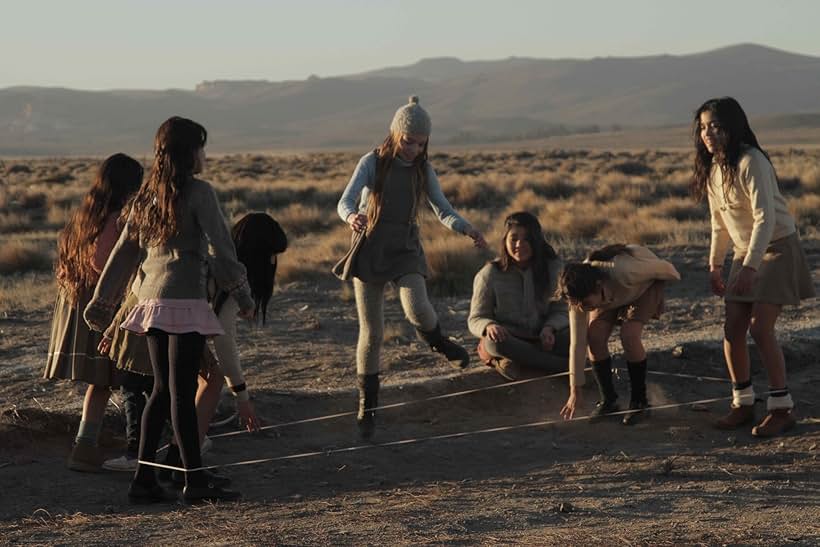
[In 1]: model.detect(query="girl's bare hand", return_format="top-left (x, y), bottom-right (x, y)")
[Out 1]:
top-left (709, 268), bottom-right (725, 296)
top-left (238, 307), bottom-right (255, 321)
top-left (238, 399), bottom-right (261, 432)
top-left (485, 324), bottom-right (509, 343)
top-left (347, 213), bottom-right (368, 233)
top-left (560, 389), bottom-right (581, 420)
top-left (466, 228), bottom-right (487, 249)
top-left (97, 335), bottom-right (112, 355)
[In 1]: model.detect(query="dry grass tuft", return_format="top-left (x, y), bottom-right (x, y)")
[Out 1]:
top-left (0, 239), bottom-right (53, 275)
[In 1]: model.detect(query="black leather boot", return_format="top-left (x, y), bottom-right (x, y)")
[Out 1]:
top-left (416, 323), bottom-right (470, 369)
top-left (622, 359), bottom-right (650, 425)
top-left (590, 357), bottom-right (619, 421)
top-left (357, 373), bottom-right (379, 440)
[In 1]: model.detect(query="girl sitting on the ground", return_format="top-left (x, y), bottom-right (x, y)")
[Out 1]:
top-left (557, 244), bottom-right (680, 425)
top-left (44, 153), bottom-right (143, 472)
top-left (692, 97), bottom-right (815, 437)
top-left (335, 95), bottom-right (487, 439)
top-left (468, 211), bottom-right (568, 381)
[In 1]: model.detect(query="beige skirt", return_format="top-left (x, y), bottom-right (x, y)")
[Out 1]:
top-left (726, 232), bottom-right (816, 305)
top-left (44, 287), bottom-right (122, 387)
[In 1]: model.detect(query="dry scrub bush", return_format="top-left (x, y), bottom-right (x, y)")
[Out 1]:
top-left (0, 239), bottom-right (53, 275)
top-left (0, 273), bottom-right (56, 314)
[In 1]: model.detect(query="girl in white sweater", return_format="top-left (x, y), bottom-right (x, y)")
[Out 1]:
top-left (692, 97), bottom-right (815, 437)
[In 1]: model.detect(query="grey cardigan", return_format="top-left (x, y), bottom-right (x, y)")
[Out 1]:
top-left (84, 177), bottom-right (252, 331)
top-left (468, 258), bottom-right (568, 339)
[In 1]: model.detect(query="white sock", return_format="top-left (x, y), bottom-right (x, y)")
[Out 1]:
top-left (767, 393), bottom-right (794, 411)
top-left (731, 385), bottom-right (755, 408)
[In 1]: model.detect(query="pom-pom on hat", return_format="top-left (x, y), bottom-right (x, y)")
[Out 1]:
top-left (390, 95), bottom-right (432, 137)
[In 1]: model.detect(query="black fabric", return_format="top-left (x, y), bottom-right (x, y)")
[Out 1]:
top-left (626, 359), bottom-right (648, 404)
top-left (591, 357), bottom-right (618, 404)
top-left (732, 379), bottom-right (753, 390)
top-left (134, 329), bottom-right (206, 488)
top-left (121, 371), bottom-right (154, 455)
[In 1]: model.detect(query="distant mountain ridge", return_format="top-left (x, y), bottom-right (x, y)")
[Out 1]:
top-left (3, 44), bottom-right (820, 155)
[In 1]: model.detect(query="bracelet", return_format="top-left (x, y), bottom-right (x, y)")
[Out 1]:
top-left (230, 382), bottom-right (247, 394)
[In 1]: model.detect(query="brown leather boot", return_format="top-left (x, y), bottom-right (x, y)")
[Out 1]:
top-left (751, 409), bottom-right (796, 438)
top-left (67, 441), bottom-right (104, 472)
top-left (714, 405), bottom-right (755, 430)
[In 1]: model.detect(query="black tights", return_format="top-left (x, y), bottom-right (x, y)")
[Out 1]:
top-left (134, 329), bottom-right (206, 488)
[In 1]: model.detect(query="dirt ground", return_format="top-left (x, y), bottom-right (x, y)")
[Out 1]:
top-left (0, 243), bottom-right (818, 546)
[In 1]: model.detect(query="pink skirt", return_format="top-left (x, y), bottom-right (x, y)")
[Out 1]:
top-left (121, 298), bottom-right (225, 336)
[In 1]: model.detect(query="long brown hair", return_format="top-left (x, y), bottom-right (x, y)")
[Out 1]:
top-left (230, 213), bottom-right (288, 324)
top-left (690, 97), bottom-right (770, 202)
top-left (130, 116), bottom-right (207, 245)
top-left (365, 131), bottom-right (428, 231)
top-left (495, 211), bottom-right (557, 299)
top-left (56, 153), bottom-right (143, 302)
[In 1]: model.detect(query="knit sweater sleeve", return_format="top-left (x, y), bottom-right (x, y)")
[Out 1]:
top-left (337, 153), bottom-right (375, 222)
top-left (707, 186), bottom-right (732, 269)
top-left (424, 163), bottom-right (471, 234)
top-left (193, 181), bottom-right (254, 313)
top-left (468, 264), bottom-right (497, 338)
top-left (607, 246), bottom-right (681, 286)
top-left (84, 218), bottom-right (141, 332)
top-left (739, 151), bottom-right (778, 270)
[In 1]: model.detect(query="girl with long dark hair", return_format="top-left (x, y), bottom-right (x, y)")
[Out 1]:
top-left (85, 116), bottom-right (254, 503)
top-left (45, 153), bottom-right (143, 472)
top-left (692, 97), bottom-right (815, 437)
top-left (469, 211), bottom-right (568, 381)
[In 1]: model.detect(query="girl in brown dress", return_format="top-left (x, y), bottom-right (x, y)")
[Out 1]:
top-left (45, 153), bottom-right (144, 471)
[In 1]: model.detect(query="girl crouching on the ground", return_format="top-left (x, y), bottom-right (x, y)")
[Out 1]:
top-left (45, 153), bottom-right (143, 472)
top-left (335, 96), bottom-right (487, 439)
top-left (468, 211), bottom-right (568, 381)
top-left (557, 245), bottom-right (680, 425)
top-left (693, 97), bottom-right (815, 437)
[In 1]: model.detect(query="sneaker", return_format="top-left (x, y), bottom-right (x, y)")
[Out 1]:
top-left (622, 400), bottom-right (650, 426)
top-left (182, 483), bottom-right (241, 504)
top-left (200, 436), bottom-right (213, 456)
top-left (751, 409), bottom-right (796, 438)
top-left (714, 405), bottom-right (755, 430)
top-left (103, 454), bottom-right (139, 472)
top-left (494, 358), bottom-right (521, 381)
top-left (67, 442), bottom-right (104, 473)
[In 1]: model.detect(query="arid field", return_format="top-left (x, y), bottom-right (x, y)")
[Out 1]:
top-left (0, 149), bottom-right (818, 545)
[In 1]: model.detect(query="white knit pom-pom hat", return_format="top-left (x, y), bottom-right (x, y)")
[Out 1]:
top-left (390, 95), bottom-right (432, 137)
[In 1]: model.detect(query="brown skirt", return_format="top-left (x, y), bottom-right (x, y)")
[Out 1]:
top-left (590, 281), bottom-right (666, 324)
top-left (726, 232), bottom-right (816, 305)
top-left (44, 287), bottom-right (122, 387)
top-left (353, 221), bottom-right (427, 283)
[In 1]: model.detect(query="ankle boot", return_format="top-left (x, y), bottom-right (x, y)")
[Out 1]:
top-left (417, 323), bottom-right (469, 369)
top-left (357, 373), bottom-right (379, 440)
top-left (590, 358), bottom-right (619, 420)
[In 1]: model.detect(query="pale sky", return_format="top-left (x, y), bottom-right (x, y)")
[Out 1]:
top-left (4, 0), bottom-right (820, 90)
